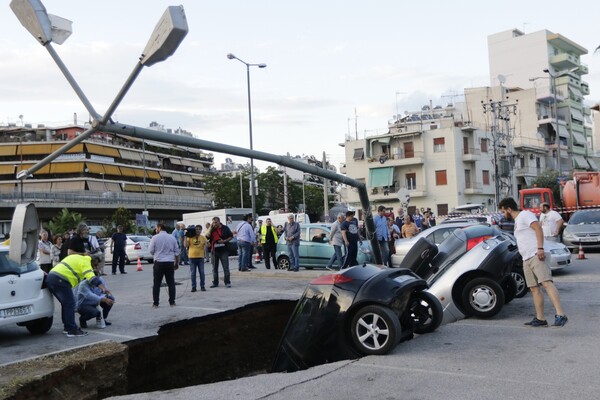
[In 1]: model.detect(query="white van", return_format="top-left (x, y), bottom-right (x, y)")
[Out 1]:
top-left (257, 211), bottom-right (310, 227)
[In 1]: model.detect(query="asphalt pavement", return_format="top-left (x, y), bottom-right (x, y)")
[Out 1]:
top-left (109, 254), bottom-right (600, 400)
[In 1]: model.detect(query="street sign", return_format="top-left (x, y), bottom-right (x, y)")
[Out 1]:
top-left (136, 214), bottom-right (148, 227)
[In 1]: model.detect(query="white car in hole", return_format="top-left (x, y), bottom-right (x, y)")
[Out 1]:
top-left (0, 242), bottom-right (55, 335)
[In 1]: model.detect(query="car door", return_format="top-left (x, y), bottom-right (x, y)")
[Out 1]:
top-left (304, 227), bottom-right (331, 267)
top-left (298, 226), bottom-right (310, 266)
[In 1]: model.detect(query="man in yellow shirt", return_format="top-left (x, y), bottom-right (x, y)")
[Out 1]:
top-left (46, 252), bottom-right (110, 337)
top-left (260, 218), bottom-right (279, 269)
top-left (184, 225), bottom-right (207, 292)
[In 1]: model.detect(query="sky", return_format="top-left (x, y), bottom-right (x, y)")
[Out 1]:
top-left (1, 0), bottom-right (599, 172)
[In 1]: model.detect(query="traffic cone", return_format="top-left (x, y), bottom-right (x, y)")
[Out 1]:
top-left (254, 251), bottom-right (260, 263)
top-left (136, 257), bottom-right (143, 271)
top-left (578, 241), bottom-right (586, 260)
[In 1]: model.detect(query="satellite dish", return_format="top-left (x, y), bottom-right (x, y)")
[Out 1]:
top-left (9, 203), bottom-right (39, 265)
top-left (396, 188), bottom-right (411, 207)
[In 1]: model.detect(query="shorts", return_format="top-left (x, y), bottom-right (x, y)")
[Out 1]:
top-left (523, 255), bottom-right (553, 287)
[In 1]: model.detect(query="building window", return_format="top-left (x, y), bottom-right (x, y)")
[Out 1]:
top-left (437, 204), bottom-right (449, 217)
top-left (404, 142), bottom-right (414, 158)
top-left (435, 170), bottom-right (447, 186)
top-left (406, 173), bottom-right (416, 190)
top-left (353, 148), bottom-right (364, 161)
top-left (483, 170), bottom-right (490, 185)
top-left (433, 137), bottom-right (445, 153)
top-left (536, 157), bottom-right (541, 168)
top-left (464, 169), bottom-right (471, 188)
top-left (480, 138), bottom-right (488, 153)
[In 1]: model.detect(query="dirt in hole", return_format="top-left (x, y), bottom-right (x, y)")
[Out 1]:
top-left (0, 300), bottom-right (296, 400)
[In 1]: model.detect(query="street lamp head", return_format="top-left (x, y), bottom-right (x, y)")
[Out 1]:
top-left (227, 53), bottom-right (236, 60)
top-left (258, 63), bottom-right (267, 68)
top-left (543, 68), bottom-right (550, 73)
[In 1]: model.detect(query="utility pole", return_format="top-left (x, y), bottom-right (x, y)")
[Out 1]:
top-left (322, 151), bottom-right (329, 221)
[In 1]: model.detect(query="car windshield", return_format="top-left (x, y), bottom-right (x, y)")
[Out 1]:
top-left (0, 251), bottom-right (39, 275)
top-left (569, 211), bottom-right (600, 225)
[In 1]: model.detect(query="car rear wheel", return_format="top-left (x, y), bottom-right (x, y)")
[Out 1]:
top-left (409, 291), bottom-right (443, 334)
top-left (460, 277), bottom-right (505, 318)
top-left (25, 316), bottom-right (53, 335)
top-left (511, 268), bottom-right (529, 298)
top-left (350, 305), bottom-right (401, 356)
top-left (277, 256), bottom-right (290, 270)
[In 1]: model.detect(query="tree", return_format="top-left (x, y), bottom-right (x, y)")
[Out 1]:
top-left (48, 208), bottom-right (85, 237)
top-left (203, 173), bottom-right (245, 209)
top-left (531, 169), bottom-right (570, 208)
top-left (101, 207), bottom-right (135, 235)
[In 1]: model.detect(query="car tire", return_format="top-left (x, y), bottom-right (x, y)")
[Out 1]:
top-left (460, 277), bottom-right (505, 318)
top-left (277, 256), bottom-right (290, 270)
top-left (511, 268), bottom-right (529, 298)
top-left (409, 291), bottom-right (443, 334)
top-left (501, 275), bottom-right (518, 304)
top-left (25, 316), bottom-right (53, 335)
top-left (350, 305), bottom-right (401, 356)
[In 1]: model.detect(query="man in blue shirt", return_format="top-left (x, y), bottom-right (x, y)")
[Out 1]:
top-left (374, 205), bottom-right (390, 266)
top-left (341, 210), bottom-right (362, 269)
top-left (236, 214), bottom-right (256, 272)
top-left (149, 224), bottom-right (180, 308)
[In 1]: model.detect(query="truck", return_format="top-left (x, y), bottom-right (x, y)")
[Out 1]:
top-left (257, 211), bottom-right (310, 227)
top-left (519, 172), bottom-right (600, 216)
top-left (182, 208), bottom-right (252, 231)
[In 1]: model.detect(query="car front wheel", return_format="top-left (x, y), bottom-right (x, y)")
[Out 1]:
top-left (350, 305), bottom-right (401, 356)
top-left (25, 316), bottom-right (53, 335)
top-left (460, 278), bottom-right (505, 318)
top-left (511, 268), bottom-right (529, 298)
top-left (409, 291), bottom-right (443, 334)
top-left (277, 256), bottom-right (290, 270)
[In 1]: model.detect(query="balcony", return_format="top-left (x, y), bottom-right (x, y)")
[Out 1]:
top-left (462, 148), bottom-right (481, 162)
top-left (549, 53), bottom-right (579, 70)
top-left (578, 63), bottom-right (589, 75)
top-left (375, 151), bottom-right (425, 167)
top-left (464, 183), bottom-right (483, 195)
top-left (515, 166), bottom-right (542, 176)
top-left (581, 81), bottom-right (590, 95)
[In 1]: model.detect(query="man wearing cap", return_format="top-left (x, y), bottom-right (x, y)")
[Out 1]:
top-left (46, 252), bottom-right (110, 337)
top-left (341, 210), bottom-right (362, 269)
top-left (539, 203), bottom-right (564, 243)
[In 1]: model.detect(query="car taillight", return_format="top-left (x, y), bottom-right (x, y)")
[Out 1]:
top-left (310, 274), bottom-right (354, 285)
top-left (134, 243), bottom-right (142, 250)
top-left (466, 235), bottom-right (492, 251)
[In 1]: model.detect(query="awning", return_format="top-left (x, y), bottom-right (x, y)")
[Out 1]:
top-left (372, 136), bottom-right (391, 145)
top-left (52, 143), bottom-right (84, 154)
top-left (180, 158), bottom-right (192, 167)
top-left (86, 143), bottom-right (120, 158)
top-left (0, 145), bottom-right (17, 156)
top-left (179, 174), bottom-right (194, 183)
top-left (147, 170), bottom-right (161, 180)
top-left (585, 158), bottom-right (598, 171)
top-left (103, 165), bottom-right (121, 176)
top-left (0, 183), bottom-right (15, 193)
top-left (123, 184), bottom-right (144, 192)
top-left (145, 185), bottom-right (161, 193)
top-left (169, 157), bottom-right (183, 165)
top-left (50, 162), bottom-right (84, 174)
top-left (368, 167), bottom-right (394, 188)
top-left (119, 149), bottom-right (143, 162)
top-left (87, 181), bottom-right (107, 192)
top-left (572, 155), bottom-right (589, 169)
top-left (133, 169), bottom-right (146, 178)
top-left (23, 181), bottom-right (52, 191)
top-left (85, 163), bottom-right (105, 174)
top-left (0, 164), bottom-right (15, 174)
top-left (18, 163), bottom-right (50, 174)
top-left (163, 187), bottom-right (180, 196)
top-left (191, 161), bottom-right (207, 170)
top-left (353, 148), bottom-right (365, 161)
top-left (572, 131), bottom-right (587, 146)
top-left (142, 152), bottom-right (160, 163)
top-left (553, 124), bottom-right (569, 138)
top-left (119, 167), bottom-right (137, 177)
top-left (18, 143), bottom-right (52, 155)
top-left (105, 182), bottom-right (122, 192)
top-left (571, 109), bottom-right (585, 123)
top-left (51, 181), bottom-right (85, 191)
top-left (169, 172), bottom-right (185, 182)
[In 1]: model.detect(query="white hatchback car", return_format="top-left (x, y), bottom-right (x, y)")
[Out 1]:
top-left (0, 242), bottom-right (55, 334)
top-left (104, 235), bottom-right (153, 264)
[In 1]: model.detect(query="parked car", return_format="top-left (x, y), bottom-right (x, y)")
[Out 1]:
top-left (275, 224), bottom-right (373, 270)
top-left (561, 209), bottom-right (600, 250)
top-left (391, 222), bottom-right (478, 266)
top-left (271, 263), bottom-right (442, 372)
top-left (104, 235), bottom-right (153, 264)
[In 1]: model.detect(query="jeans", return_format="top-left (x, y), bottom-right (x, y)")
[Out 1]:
top-left (153, 261), bottom-right (176, 306)
top-left (326, 244), bottom-right (345, 269)
top-left (112, 250), bottom-right (126, 273)
top-left (262, 243), bottom-right (277, 269)
top-left (46, 272), bottom-right (77, 332)
top-left (212, 248), bottom-right (230, 286)
top-left (238, 241), bottom-right (253, 271)
top-left (343, 240), bottom-right (358, 268)
top-left (378, 240), bottom-right (389, 267)
top-left (78, 301), bottom-right (112, 322)
top-left (189, 257), bottom-right (205, 289)
top-left (287, 243), bottom-right (300, 271)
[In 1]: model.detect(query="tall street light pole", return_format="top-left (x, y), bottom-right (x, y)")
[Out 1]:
top-left (543, 69), bottom-right (561, 175)
top-left (227, 53), bottom-right (267, 221)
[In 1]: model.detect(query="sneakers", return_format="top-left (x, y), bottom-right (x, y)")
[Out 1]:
top-left (66, 328), bottom-right (88, 337)
top-left (200, 287), bottom-right (206, 292)
top-left (524, 317), bottom-right (548, 327)
top-left (553, 315), bottom-right (568, 327)
top-left (79, 316), bottom-right (88, 329)
top-left (170, 302), bottom-right (176, 307)
top-left (191, 288), bottom-right (197, 292)
top-left (225, 283), bottom-right (231, 288)
top-left (152, 304), bottom-right (159, 309)
top-left (96, 318), bottom-right (106, 329)
top-left (210, 284), bottom-right (218, 288)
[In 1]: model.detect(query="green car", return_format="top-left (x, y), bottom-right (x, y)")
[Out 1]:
top-left (275, 223), bottom-right (374, 270)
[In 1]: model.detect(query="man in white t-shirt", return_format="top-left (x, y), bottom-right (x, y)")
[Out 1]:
top-left (499, 197), bottom-right (568, 327)
top-left (539, 202), bottom-right (564, 243)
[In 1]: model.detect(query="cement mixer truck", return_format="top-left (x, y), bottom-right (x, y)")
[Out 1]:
top-left (519, 172), bottom-right (600, 217)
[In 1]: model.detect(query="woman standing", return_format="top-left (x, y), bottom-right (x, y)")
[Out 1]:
top-left (51, 236), bottom-right (63, 267)
top-left (38, 230), bottom-right (53, 273)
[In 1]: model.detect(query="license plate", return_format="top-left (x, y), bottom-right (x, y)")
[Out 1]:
top-left (0, 305), bottom-right (32, 318)
top-left (578, 237), bottom-right (599, 242)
